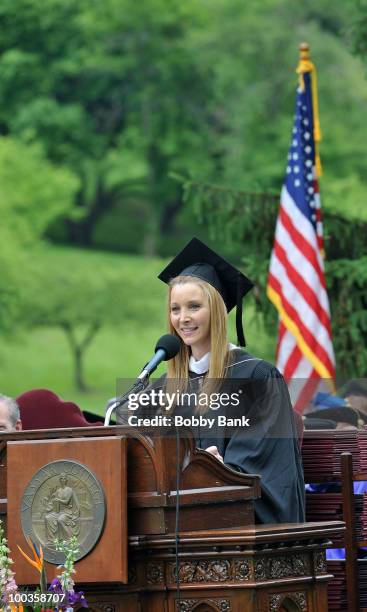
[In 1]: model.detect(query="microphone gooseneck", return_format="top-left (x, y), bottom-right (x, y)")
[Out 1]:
top-left (104, 334), bottom-right (181, 425)
top-left (137, 334), bottom-right (181, 381)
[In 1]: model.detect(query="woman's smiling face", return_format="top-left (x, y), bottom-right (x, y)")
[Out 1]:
top-left (170, 281), bottom-right (211, 360)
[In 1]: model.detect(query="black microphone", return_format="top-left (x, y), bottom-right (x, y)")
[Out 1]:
top-left (138, 334), bottom-right (181, 380)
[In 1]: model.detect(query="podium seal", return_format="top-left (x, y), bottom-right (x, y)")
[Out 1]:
top-left (21, 459), bottom-right (106, 564)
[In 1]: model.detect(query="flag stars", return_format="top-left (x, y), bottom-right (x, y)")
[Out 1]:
top-left (285, 93), bottom-right (320, 208)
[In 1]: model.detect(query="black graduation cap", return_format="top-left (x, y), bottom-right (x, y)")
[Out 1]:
top-left (339, 379), bottom-right (367, 398)
top-left (158, 237), bottom-right (254, 346)
top-left (304, 417), bottom-right (337, 430)
top-left (305, 406), bottom-right (367, 429)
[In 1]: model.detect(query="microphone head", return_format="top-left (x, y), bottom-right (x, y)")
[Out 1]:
top-left (155, 334), bottom-right (181, 360)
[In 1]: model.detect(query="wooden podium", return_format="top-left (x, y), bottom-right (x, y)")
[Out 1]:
top-left (1, 426), bottom-right (344, 611)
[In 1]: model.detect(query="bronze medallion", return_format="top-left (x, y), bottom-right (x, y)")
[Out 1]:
top-left (21, 460), bottom-right (106, 564)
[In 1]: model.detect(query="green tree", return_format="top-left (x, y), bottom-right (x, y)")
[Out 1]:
top-left (353, 0), bottom-right (367, 64)
top-left (0, 137), bottom-right (78, 243)
top-left (0, 0), bottom-right (216, 253)
top-left (21, 247), bottom-right (164, 391)
top-left (0, 136), bottom-right (78, 332)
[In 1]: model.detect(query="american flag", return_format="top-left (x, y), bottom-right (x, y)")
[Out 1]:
top-left (267, 47), bottom-right (335, 412)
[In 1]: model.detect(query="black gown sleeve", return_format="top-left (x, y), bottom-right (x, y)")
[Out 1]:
top-left (223, 361), bottom-right (305, 524)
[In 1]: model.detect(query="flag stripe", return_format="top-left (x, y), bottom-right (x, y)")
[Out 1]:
top-left (283, 344), bottom-right (303, 379)
top-left (275, 208), bottom-right (329, 312)
top-left (291, 351), bottom-right (315, 378)
top-left (268, 261), bottom-right (333, 361)
top-left (293, 375), bottom-right (320, 413)
top-left (276, 322), bottom-right (294, 372)
top-left (278, 330), bottom-right (314, 378)
top-left (268, 276), bottom-right (334, 377)
top-left (280, 193), bottom-right (326, 287)
top-left (275, 321), bottom-right (287, 364)
top-left (272, 240), bottom-right (332, 336)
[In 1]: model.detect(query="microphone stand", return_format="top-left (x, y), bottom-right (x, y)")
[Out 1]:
top-left (105, 335), bottom-right (180, 425)
top-left (104, 375), bottom-right (150, 426)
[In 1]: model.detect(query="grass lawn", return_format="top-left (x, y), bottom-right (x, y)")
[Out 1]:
top-left (0, 245), bottom-right (277, 416)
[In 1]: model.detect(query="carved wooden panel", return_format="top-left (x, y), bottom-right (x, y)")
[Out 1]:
top-left (254, 553), bottom-right (310, 580)
top-left (168, 558), bottom-right (251, 584)
top-left (269, 591), bottom-right (307, 611)
top-left (176, 598), bottom-right (231, 611)
top-left (128, 564), bottom-right (138, 585)
top-left (146, 562), bottom-right (164, 584)
top-left (233, 559), bottom-right (250, 581)
top-left (87, 604), bottom-right (117, 612)
top-left (313, 551), bottom-right (327, 574)
top-left (270, 595), bottom-right (283, 612)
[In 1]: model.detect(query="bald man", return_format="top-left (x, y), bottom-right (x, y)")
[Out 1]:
top-left (0, 394), bottom-right (22, 432)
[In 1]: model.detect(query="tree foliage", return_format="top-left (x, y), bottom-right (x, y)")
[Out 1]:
top-left (327, 257), bottom-right (367, 378)
top-left (353, 0), bottom-right (367, 63)
top-left (0, 136), bottom-right (77, 333)
top-left (0, 137), bottom-right (78, 243)
top-left (0, 0), bottom-right (366, 254)
top-left (0, 0), bottom-right (215, 252)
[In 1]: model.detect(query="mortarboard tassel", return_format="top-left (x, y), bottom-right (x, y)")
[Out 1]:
top-left (236, 278), bottom-right (246, 347)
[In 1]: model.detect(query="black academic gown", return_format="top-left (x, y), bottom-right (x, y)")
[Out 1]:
top-left (174, 349), bottom-right (305, 524)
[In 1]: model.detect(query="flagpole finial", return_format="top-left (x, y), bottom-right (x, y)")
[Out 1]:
top-left (299, 42), bottom-right (310, 60)
top-left (297, 43), bottom-right (312, 72)
top-left (296, 42), bottom-right (323, 177)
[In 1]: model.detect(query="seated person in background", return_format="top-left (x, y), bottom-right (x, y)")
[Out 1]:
top-left (340, 379), bottom-right (367, 418)
top-left (0, 394), bottom-right (22, 432)
top-left (16, 389), bottom-right (103, 430)
top-left (304, 390), bottom-right (367, 430)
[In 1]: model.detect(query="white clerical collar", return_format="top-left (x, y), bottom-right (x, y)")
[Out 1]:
top-left (189, 343), bottom-right (237, 374)
top-left (189, 351), bottom-right (210, 374)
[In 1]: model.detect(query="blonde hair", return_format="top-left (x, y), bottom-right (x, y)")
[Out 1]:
top-left (165, 276), bottom-right (230, 414)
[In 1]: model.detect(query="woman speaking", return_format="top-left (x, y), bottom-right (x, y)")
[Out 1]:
top-left (121, 237), bottom-right (305, 524)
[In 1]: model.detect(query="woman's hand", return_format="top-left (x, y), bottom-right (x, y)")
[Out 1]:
top-left (205, 445), bottom-right (224, 463)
